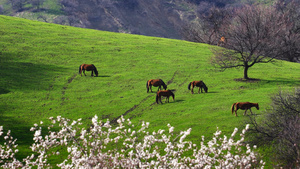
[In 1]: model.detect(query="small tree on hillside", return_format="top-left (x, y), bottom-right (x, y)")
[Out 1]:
top-left (211, 4), bottom-right (287, 80)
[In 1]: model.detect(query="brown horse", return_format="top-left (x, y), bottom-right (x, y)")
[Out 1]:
top-left (156, 90), bottom-right (175, 104)
top-left (217, 36), bottom-right (226, 46)
top-left (188, 81), bottom-right (208, 94)
top-left (231, 102), bottom-right (259, 116)
top-left (146, 79), bottom-right (167, 93)
top-left (79, 64), bottom-right (98, 77)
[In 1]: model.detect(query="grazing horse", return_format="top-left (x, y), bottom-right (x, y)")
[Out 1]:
top-left (231, 102), bottom-right (259, 116)
top-left (79, 64), bottom-right (98, 77)
top-left (146, 79), bottom-right (167, 93)
top-left (156, 90), bottom-right (175, 104)
top-left (188, 81), bottom-right (208, 94)
top-left (217, 36), bottom-right (226, 46)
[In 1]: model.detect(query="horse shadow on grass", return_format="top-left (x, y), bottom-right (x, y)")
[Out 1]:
top-left (96, 75), bottom-right (111, 78)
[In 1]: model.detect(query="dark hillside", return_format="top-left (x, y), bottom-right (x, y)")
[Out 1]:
top-left (0, 0), bottom-right (277, 39)
top-left (59, 0), bottom-right (195, 39)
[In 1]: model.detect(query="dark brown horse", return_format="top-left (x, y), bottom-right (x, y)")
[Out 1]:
top-left (79, 64), bottom-right (98, 77)
top-left (146, 79), bottom-right (167, 93)
top-left (231, 102), bottom-right (259, 116)
top-left (156, 90), bottom-right (175, 104)
top-left (188, 81), bottom-right (208, 94)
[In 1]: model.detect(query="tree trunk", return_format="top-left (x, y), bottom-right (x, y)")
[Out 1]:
top-left (243, 64), bottom-right (249, 80)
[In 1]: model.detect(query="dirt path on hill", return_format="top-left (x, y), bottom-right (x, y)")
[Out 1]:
top-left (61, 73), bottom-right (77, 105)
top-left (111, 71), bottom-right (180, 124)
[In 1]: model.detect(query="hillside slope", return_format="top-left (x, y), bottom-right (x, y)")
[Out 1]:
top-left (0, 15), bottom-right (300, 166)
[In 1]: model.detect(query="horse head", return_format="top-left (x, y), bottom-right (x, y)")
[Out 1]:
top-left (94, 69), bottom-right (99, 77)
top-left (171, 91), bottom-right (175, 101)
top-left (203, 83), bottom-right (208, 93)
top-left (256, 103), bottom-right (259, 110)
top-left (163, 84), bottom-right (167, 90)
top-left (92, 65), bottom-right (99, 77)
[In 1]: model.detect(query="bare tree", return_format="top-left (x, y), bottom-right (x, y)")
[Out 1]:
top-left (211, 4), bottom-right (287, 80)
top-left (247, 88), bottom-right (300, 168)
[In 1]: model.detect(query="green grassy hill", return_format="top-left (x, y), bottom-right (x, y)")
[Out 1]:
top-left (1, 15), bottom-right (300, 167)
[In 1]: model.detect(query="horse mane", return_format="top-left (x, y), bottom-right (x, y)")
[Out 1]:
top-left (188, 82), bottom-right (192, 90)
top-left (94, 67), bottom-right (98, 75)
top-left (160, 79), bottom-right (167, 89)
top-left (91, 64), bottom-right (98, 75)
top-left (160, 79), bottom-right (166, 85)
top-left (202, 82), bottom-right (208, 91)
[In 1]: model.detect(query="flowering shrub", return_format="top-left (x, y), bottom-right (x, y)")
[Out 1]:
top-left (0, 115), bottom-right (265, 168)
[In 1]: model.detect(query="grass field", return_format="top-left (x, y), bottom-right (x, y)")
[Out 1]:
top-left (1, 15), bottom-right (300, 167)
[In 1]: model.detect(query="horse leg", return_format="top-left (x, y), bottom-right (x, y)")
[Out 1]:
top-left (198, 87), bottom-right (201, 94)
top-left (91, 70), bottom-right (94, 77)
top-left (250, 108), bottom-right (253, 115)
top-left (191, 86), bottom-right (194, 94)
top-left (235, 106), bottom-right (238, 116)
top-left (83, 70), bottom-right (87, 76)
top-left (244, 109), bottom-right (248, 115)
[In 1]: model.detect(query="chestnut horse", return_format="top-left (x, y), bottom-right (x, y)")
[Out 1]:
top-left (79, 64), bottom-right (98, 77)
top-left (188, 81), bottom-right (208, 94)
top-left (146, 79), bottom-right (167, 93)
top-left (231, 102), bottom-right (259, 116)
top-left (156, 90), bottom-right (175, 104)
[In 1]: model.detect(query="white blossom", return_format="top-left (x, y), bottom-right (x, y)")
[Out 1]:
top-left (0, 117), bottom-right (264, 169)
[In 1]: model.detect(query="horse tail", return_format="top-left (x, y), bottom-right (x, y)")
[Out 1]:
top-left (146, 80), bottom-right (149, 93)
top-left (188, 82), bottom-right (191, 90)
top-left (156, 93), bottom-right (159, 104)
top-left (231, 103), bottom-right (236, 115)
top-left (79, 65), bottom-right (82, 74)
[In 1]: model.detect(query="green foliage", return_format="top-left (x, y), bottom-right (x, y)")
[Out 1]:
top-left (0, 15), bottom-right (300, 167)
